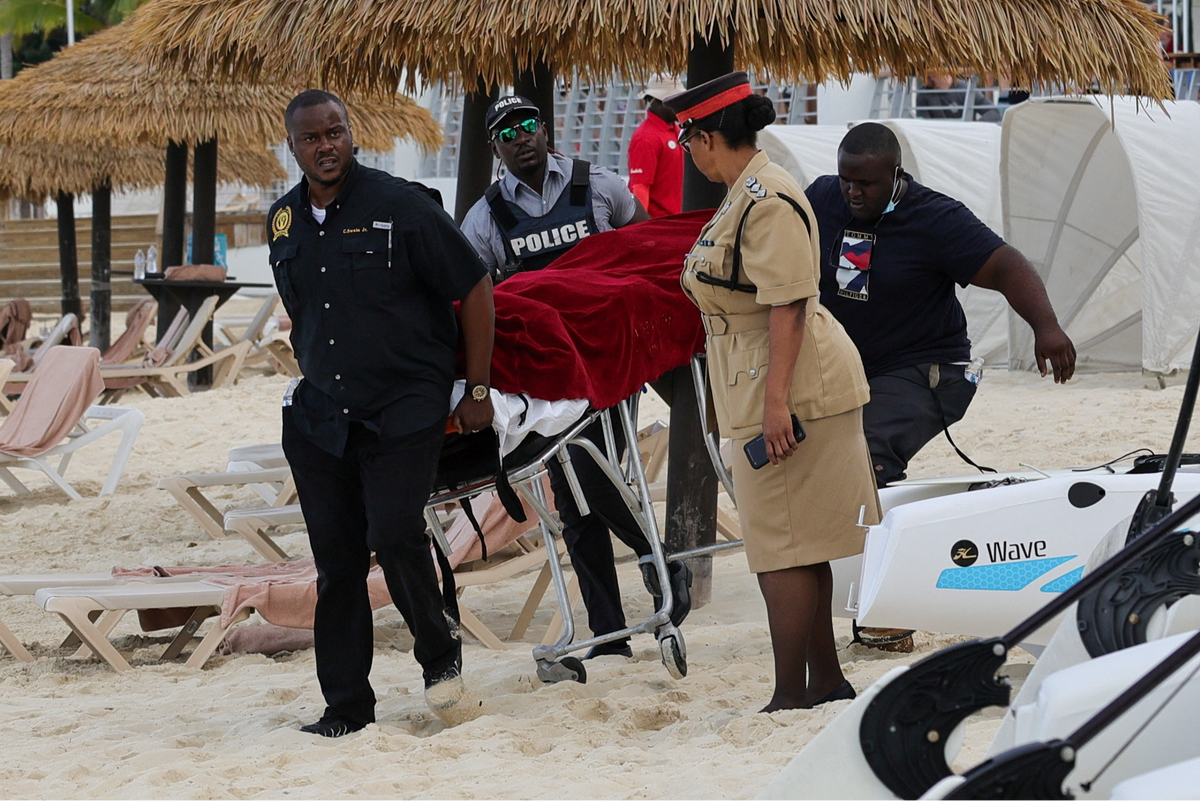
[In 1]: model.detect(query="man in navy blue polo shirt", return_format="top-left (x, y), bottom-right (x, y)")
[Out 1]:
top-left (806, 123), bottom-right (1076, 489)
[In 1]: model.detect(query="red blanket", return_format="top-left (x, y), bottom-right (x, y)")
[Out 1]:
top-left (467, 210), bottom-right (710, 409)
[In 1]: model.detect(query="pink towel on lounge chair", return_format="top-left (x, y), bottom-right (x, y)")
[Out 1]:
top-left (0, 299), bottom-right (32, 353)
top-left (113, 558), bottom-right (392, 629)
top-left (0, 346), bottom-right (104, 458)
top-left (100, 299), bottom-right (157, 366)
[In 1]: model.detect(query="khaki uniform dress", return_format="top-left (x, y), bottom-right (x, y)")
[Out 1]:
top-left (681, 151), bottom-right (881, 573)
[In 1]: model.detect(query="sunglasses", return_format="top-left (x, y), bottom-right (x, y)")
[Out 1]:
top-left (678, 127), bottom-right (704, 153)
top-left (493, 117), bottom-right (541, 144)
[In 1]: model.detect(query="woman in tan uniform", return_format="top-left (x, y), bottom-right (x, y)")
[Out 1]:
top-left (666, 73), bottom-right (881, 712)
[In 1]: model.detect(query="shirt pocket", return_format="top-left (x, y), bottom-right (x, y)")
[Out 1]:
top-left (342, 232), bottom-right (397, 304)
top-left (723, 345), bottom-right (771, 434)
top-left (684, 243), bottom-right (733, 299)
top-left (270, 242), bottom-right (300, 310)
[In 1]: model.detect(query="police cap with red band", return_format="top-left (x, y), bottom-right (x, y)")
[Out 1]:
top-left (663, 71), bottom-right (753, 126)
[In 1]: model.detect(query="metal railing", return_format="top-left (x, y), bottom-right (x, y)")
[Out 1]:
top-left (415, 74), bottom-right (818, 180)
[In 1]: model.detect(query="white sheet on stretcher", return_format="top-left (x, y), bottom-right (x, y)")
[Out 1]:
top-left (449, 381), bottom-right (589, 457)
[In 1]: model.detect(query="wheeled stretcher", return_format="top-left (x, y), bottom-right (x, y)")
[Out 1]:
top-left (423, 389), bottom-right (691, 684)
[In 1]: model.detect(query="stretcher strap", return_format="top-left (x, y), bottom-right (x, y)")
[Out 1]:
top-left (459, 498), bottom-right (488, 561)
top-left (433, 540), bottom-right (460, 625)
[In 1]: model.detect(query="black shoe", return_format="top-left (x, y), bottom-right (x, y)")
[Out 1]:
top-left (805, 679), bottom-right (856, 708)
top-left (667, 562), bottom-right (693, 627)
top-left (583, 640), bottom-right (633, 660)
top-left (642, 559), bottom-right (694, 628)
top-left (299, 715), bottom-right (368, 738)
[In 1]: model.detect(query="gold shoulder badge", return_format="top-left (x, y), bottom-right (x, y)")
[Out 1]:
top-left (271, 206), bottom-right (293, 242)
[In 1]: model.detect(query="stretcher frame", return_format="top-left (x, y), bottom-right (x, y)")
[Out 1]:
top-left (421, 391), bottom-right (690, 682)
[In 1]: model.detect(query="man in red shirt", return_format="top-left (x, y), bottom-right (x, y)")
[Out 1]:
top-left (627, 76), bottom-right (685, 218)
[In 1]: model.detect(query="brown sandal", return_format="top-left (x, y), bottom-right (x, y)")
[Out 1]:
top-left (852, 622), bottom-right (915, 653)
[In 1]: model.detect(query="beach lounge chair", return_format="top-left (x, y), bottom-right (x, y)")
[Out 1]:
top-left (31, 559), bottom-right (393, 672)
top-left (0, 358), bottom-right (15, 414)
top-left (159, 465), bottom-right (296, 542)
top-left (0, 571), bottom-right (209, 662)
top-left (98, 296), bottom-right (252, 399)
top-left (98, 298), bottom-right (158, 366)
top-left (0, 346), bottom-right (144, 500)
top-left (262, 331), bottom-right (301, 377)
top-left (214, 293), bottom-right (279, 369)
top-left (1, 313), bottom-right (82, 392)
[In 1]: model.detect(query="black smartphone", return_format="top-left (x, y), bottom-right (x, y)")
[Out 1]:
top-left (744, 415), bottom-right (806, 469)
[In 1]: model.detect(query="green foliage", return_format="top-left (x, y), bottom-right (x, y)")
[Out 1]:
top-left (0, 0), bottom-right (150, 38)
top-left (0, 0), bottom-right (152, 76)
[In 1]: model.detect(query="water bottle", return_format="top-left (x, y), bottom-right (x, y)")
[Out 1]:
top-left (146, 245), bottom-right (159, 276)
top-left (965, 356), bottom-right (985, 386)
top-left (133, 249), bottom-right (146, 281)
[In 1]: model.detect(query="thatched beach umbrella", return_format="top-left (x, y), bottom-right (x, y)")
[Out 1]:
top-left (127, 0), bottom-right (1171, 606)
top-left (0, 140), bottom-right (285, 344)
top-left (131, 0), bottom-right (1171, 99)
top-left (0, 143), bottom-right (285, 201)
top-left (0, 16), bottom-right (440, 348)
top-left (0, 20), bottom-right (441, 152)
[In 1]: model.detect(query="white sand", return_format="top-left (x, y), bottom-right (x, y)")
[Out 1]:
top-left (0, 359), bottom-right (1196, 799)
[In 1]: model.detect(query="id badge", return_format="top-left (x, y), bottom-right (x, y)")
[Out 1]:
top-left (837, 230), bottom-right (874, 301)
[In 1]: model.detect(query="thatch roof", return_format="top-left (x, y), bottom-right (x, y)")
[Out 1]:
top-left (0, 16), bottom-right (443, 152)
top-left (127, 0), bottom-right (1172, 100)
top-left (0, 142), bottom-right (286, 202)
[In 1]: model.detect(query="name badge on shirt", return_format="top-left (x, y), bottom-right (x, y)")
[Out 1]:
top-left (837, 230), bottom-right (875, 301)
top-left (372, 220), bottom-right (393, 230)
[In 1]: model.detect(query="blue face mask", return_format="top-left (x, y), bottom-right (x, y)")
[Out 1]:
top-left (881, 168), bottom-right (903, 216)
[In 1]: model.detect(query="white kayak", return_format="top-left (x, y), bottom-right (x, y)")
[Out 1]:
top-left (1110, 755), bottom-right (1200, 800)
top-left (855, 473), bottom-right (1200, 646)
top-left (923, 630), bottom-right (1200, 800)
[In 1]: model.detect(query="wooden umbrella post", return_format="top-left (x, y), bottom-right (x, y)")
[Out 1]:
top-left (514, 57), bottom-right (556, 150)
top-left (89, 179), bottom-right (112, 351)
top-left (192, 137), bottom-right (218, 265)
top-left (454, 79), bottom-right (499, 224)
top-left (665, 31), bottom-right (736, 609)
top-left (162, 140), bottom-right (188, 270)
top-left (55, 191), bottom-right (83, 321)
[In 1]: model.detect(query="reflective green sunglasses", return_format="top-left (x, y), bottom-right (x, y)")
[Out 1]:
top-left (494, 117), bottom-right (540, 143)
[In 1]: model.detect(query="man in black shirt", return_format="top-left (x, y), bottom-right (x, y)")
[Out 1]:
top-left (807, 122), bottom-right (1075, 489)
top-left (270, 90), bottom-right (495, 736)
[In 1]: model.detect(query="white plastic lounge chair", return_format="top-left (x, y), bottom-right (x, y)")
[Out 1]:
top-left (214, 293), bottom-right (279, 368)
top-left (0, 358), bottom-right (15, 414)
top-left (262, 331), bottom-right (301, 378)
top-left (0, 347), bottom-right (143, 500)
top-left (99, 296), bottom-right (252, 398)
top-left (0, 571), bottom-right (209, 662)
top-left (1, 313), bottom-right (82, 392)
top-left (159, 466), bottom-right (296, 542)
top-left (226, 442), bottom-right (288, 471)
top-left (34, 581), bottom-right (239, 672)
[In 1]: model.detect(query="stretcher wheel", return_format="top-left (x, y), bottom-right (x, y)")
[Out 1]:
top-left (660, 634), bottom-right (687, 679)
top-left (536, 656), bottom-right (587, 685)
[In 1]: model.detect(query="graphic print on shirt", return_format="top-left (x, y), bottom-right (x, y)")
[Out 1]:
top-left (837, 229), bottom-right (875, 301)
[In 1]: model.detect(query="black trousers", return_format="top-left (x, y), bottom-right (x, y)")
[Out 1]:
top-left (861, 362), bottom-right (977, 488)
top-left (546, 411), bottom-right (652, 641)
top-left (282, 409), bottom-right (459, 725)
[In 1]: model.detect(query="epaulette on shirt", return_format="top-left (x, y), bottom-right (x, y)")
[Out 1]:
top-left (741, 175), bottom-right (772, 202)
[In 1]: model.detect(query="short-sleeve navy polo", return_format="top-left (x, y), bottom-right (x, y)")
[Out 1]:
top-left (805, 174), bottom-right (1004, 378)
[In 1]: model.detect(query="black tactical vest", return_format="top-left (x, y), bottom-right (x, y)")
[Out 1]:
top-left (485, 158), bottom-right (599, 279)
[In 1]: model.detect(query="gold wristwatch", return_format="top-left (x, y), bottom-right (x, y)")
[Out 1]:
top-left (468, 383), bottom-right (489, 402)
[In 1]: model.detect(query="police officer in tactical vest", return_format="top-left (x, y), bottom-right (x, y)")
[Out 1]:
top-left (461, 95), bottom-right (693, 658)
